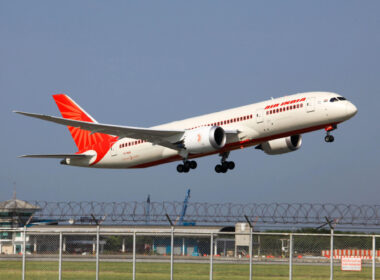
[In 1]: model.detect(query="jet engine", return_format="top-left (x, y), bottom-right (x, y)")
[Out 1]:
top-left (256, 135), bottom-right (302, 155)
top-left (182, 126), bottom-right (226, 154)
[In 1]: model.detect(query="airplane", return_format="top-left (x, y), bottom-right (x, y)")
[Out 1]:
top-left (14, 92), bottom-right (357, 173)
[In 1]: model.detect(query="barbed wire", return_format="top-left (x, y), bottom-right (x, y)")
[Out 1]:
top-left (21, 201), bottom-right (380, 227)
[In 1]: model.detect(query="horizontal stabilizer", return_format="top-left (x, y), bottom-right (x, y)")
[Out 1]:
top-left (13, 110), bottom-right (184, 150)
top-left (19, 154), bottom-right (91, 159)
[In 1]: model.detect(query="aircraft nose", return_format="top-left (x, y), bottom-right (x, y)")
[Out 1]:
top-left (346, 102), bottom-right (358, 118)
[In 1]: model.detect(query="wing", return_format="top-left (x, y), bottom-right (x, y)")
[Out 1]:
top-left (14, 111), bottom-right (185, 150)
top-left (19, 154), bottom-right (91, 159)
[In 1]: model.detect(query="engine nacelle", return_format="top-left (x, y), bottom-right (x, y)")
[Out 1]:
top-left (257, 135), bottom-right (302, 155)
top-left (183, 126), bottom-right (226, 154)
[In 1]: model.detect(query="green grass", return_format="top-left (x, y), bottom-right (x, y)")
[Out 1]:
top-left (0, 261), bottom-right (378, 280)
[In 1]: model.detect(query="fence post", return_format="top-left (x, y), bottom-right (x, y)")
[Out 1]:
top-left (59, 231), bottom-right (62, 280)
top-left (330, 229), bottom-right (334, 280)
top-left (289, 233), bottom-right (293, 280)
top-left (258, 235), bottom-right (261, 259)
top-left (170, 226), bottom-right (174, 280)
top-left (210, 232), bottom-right (213, 280)
top-left (373, 235), bottom-right (376, 280)
top-left (249, 228), bottom-right (253, 280)
top-left (22, 227), bottom-right (26, 280)
top-left (133, 231), bottom-right (136, 280)
top-left (96, 225), bottom-right (100, 280)
top-left (165, 213), bottom-right (175, 280)
top-left (244, 215), bottom-right (253, 280)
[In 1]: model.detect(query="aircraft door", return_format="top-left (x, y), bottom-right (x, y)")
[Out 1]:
top-left (110, 142), bottom-right (118, 156)
top-left (256, 109), bottom-right (264, 124)
top-left (306, 97), bottom-right (316, 113)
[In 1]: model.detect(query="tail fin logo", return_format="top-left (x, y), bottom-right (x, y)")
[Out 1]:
top-left (52, 94), bottom-right (117, 163)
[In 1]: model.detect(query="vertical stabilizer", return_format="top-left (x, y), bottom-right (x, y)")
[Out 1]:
top-left (52, 94), bottom-right (116, 153)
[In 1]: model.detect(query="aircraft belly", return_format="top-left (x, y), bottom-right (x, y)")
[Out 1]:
top-left (94, 144), bottom-right (176, 169)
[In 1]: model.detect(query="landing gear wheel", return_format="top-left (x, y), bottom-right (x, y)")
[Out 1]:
top-left (184, 161), bottom-right (191, 169)
top-left (215, 164), bottom-right (222, 173)
top-left (177, 159), bottom-right (197, 173)
top-left (177, 164), bottom-right (184, 173)
top-left (215, 152), bottom-right (235, 173)
top-left (227, 161), bottom-right (235, 170)
top-left (189, 160), bottom-right (197, 169)
top-left (222, 162), bottom-right (229, 170)
top-left (325, 135), bottom-right (335, 143)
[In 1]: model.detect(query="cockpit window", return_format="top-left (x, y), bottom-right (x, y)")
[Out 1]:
top-left (330, 97), bottom-right (347, 102)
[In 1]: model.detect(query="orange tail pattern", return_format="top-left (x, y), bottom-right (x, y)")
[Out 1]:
top-left (52, 94), bottom-right (117, 164)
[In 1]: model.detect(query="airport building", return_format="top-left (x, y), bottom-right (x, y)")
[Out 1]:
top-left (0, 197), bottom-right (40, 254)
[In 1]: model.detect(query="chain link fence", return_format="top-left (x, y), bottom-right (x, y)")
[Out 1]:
top-left (0, 227), bottom-right (379, 280)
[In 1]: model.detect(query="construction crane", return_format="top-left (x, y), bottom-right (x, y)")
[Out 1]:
top-left (177, 189), bottom-right (194, 226)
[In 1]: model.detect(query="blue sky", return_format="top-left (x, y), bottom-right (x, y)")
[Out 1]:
top-left (0, 1), bottom-right (379, 204)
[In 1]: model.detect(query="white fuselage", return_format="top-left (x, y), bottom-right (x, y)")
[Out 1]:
top-left (91, 91), bottom-right (357, 168)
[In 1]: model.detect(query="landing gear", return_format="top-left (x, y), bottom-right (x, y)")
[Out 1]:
top-left (324, 125), bottom-right (337, 143)
top-left (177, 160), bottom-right (197, 173)
top-left (215, 152), bottom-right (235, 173)
top-left (324, 135), bottom-right (335, 143)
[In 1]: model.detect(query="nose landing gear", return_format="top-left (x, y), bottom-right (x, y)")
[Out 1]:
top-left (215, 152), bottom-right (235, 173)
top-left (324, 134), bottom-right (335, 143)
top-left (324, 125), bottom-right (337, 143)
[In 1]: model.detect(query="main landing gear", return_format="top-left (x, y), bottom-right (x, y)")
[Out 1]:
top-left (215, 152), bottom-right (235, 173)
top-left (177, 160), bottom-right (197, 173)
top-left (324, 125), bottom-right (337, 143)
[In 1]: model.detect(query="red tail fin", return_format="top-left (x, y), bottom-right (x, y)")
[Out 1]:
top-left (52, 94), bottom-right (116, 153)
